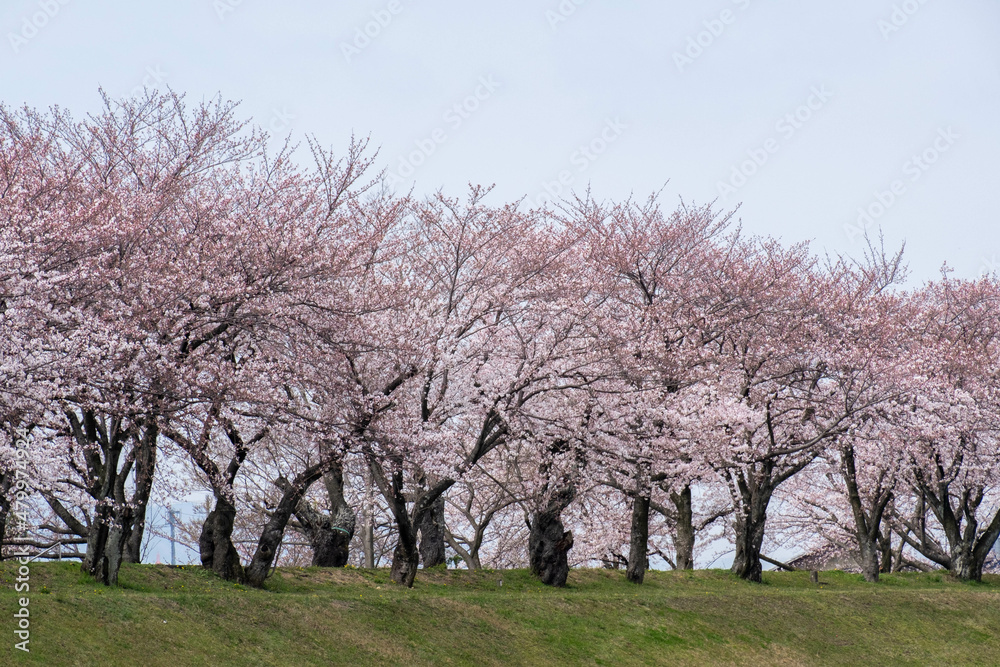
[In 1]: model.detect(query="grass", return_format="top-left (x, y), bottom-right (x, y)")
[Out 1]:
top-left (2, 562), bottom-right (1000, 665)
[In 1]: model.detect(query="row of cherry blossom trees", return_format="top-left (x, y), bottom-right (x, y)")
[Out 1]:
top-left (2, 92), bottom-right (999, 590)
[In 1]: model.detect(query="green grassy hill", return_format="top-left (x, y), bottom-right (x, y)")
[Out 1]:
top-left (2, 562), bottom-right (999, 665)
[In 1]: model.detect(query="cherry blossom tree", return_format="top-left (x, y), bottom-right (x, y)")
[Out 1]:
top-left (564, 192), bottom-right (737, 583)
top-left (890, 274), bottom-right (1000, 581)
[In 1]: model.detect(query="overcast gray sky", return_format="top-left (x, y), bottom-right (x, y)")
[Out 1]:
top-left (3, 0), bottom-right (998, 283)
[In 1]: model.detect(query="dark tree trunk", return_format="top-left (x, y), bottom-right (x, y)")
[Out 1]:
top-left (731, 510), bottom-right (766, 583)
top-left (83, 501), bottom-right (116, 585)
top-left (908, 471), bottom-right (1000, 582)
top-left (728, 451), bottom-right (820, 583)
top-left (877, 527), bottom-right (893, 574)
top-left (529, 486), bottom-right (576, 587)
top-left (361, 403), bottom-right (507, 586)
top-left (949, 529), bottom-right (998, 583)
top-left (69, 412), bottom-right (161, 585)
top-left (171, 417), bottom-right (261, 584)
top-left (77, 412), bottom-right (129, 586)
top-left (385, 467), bottom-right (421, 587)
top-left (671, 485), bottom-right (695, 571)
top-left (626, 493), bottom-right (649, 584)
top-left (390, 533), bottom-right (420, 587)
top-left (389, 482), bottom-right (453, 585)
top-left (199, 495), bottom-right (245, 583)
top-left (124, 421), bottom-right (158, 563)
top-left (308, 522), bottom-right (353, 567)
top-left (418, 494), bottom-right (447, 568)
top-left (288, 464), bottom-right (356, 567)
top-left (323, 463), bottom-right (357, 566)
top-left (362, 468), bottom-right (375, 569)
top-left (246, 464), bottom-right (325, 587)
top-left (857, 534), bottom-right (881, 583)
top-left (839, 444), bottom-right (894, 583)
top-left (729, 469), bottom-right (772, 583)
top-left (367, 456), bottom-right (455, 587)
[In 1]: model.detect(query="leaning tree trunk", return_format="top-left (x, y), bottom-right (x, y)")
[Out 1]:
top-left (418, 494), bottom-right (447, 568)
top-left (390, 486), bottom-right (453, 586)
top-left (626, 492), bottom-right (650, 584)
top-left (199, 494), bottom-right (245, 583)
top-left (529, 486), bottom-right (576, 587)
top-left (671, 485), bottom-right (695, 571)
top-left (246, 464), bottom-right (325, 587)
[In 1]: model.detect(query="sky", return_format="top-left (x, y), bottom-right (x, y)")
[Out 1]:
top-left (2, 1), bottom-right (999, 283)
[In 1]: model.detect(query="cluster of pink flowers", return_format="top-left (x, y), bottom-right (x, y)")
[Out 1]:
top-left (2, 91), bottom-right (998, 588)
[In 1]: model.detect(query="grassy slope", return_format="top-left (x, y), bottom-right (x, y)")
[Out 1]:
top-left (2, 562), bottom-right (999, 666)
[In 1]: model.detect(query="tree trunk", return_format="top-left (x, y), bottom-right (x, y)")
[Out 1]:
top-left (948, 535), bottom-right (993, 583)
top-left (199, 495), bottom-right (245, 583)
top-left (362, 468), bottom-right (375, 568)
top-left (912, 477), bottom-right (1000, 582)
top-left (74, 411), bottom-right (129, 585)
top-left (246, 464), bottom-right (325, 587)
top-left (729, 472), bottom-right (772, 583)
top-left (323, 463), bottom-right (357, 566)
top-left (390, 535), bottom-right (420, 587)
top-left (839, 443), bottom-right (894, 583)
top-left (83, 495), bottom-right (135, 586)
top-left (381, 465), bottom-right (422, 587)
top-left (857, 533), bottom-right (881, 583)
top-left (418, 494), bottom-right (447, 568)
top-left (303, 517), bottom-right (353, 567)
top-left (124, 421), bottom-right (158, 563)
top-left (362, 511), bottom-right (375, 569)
top-left (369, 457), bottom-right (454, 587)
top-left (529, 486), bottom-right (576, 587)
top-left (877, 527), bottom-right (893, 575)
top-left (626, 493), bottom-right (649, 584)
top-left (731, 511), bottom-right (766, 582)
top-left (292, 464), bottom-right (356, 567)
top-left (671, 485), bottom-right (695, 570)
